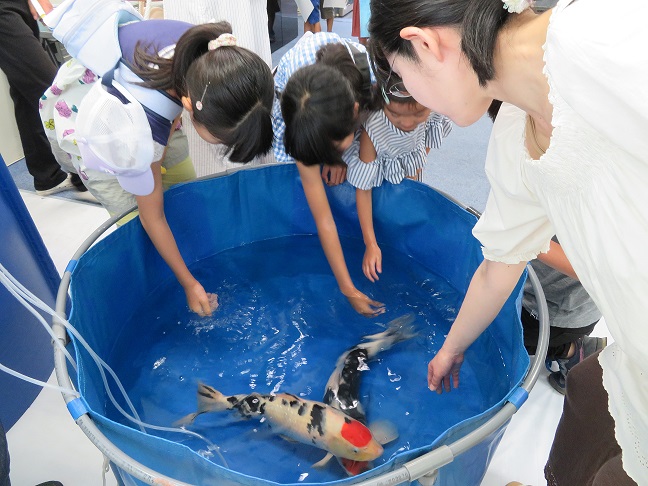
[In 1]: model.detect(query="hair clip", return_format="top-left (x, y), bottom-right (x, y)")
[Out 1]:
top-left (207, 33), bottom-right (237, 51)
top-left (196, 82), bottom-right (210, 111)
top-left (502, 0), bottom-right (533, 13)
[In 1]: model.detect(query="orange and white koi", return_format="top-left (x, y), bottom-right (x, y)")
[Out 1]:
top-left (176, 384), bottom-right (384, 463)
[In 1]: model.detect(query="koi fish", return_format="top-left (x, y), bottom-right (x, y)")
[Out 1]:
top-left (322, 314), bottom-right (417, 475)
top-left (176, 384), bottom-right (384, 463)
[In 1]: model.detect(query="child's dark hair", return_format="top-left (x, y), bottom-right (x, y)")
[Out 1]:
top-left (131, 22), bottom-right (274, 162)
top-left (315, 43), bottom-right (377, 112)
top-left (368, 0), bottom-right (511, 87)
top-left (375, 84), bottom-right (421, 111)
top-left (281, 64), bottom-right (358, 167)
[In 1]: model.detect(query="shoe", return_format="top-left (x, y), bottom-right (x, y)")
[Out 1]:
top-left (70, 172), bottom-right (88, 191)
top-left (35, 173), bottom-right (76, 196)
top-left (35, 482), bottom-right (64, 486)
top-left (548, 335), bottom-right (607, 395)
top-left (36, 173), bottom-right (94, 200)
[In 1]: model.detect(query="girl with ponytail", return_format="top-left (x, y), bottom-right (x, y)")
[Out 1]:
top-left (41, 19), bottom-right (274, 317)
top-left (369, 0), bottom-right (648, 484)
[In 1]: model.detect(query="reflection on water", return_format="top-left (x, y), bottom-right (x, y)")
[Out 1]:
top-left (109, 235), bottom-right (511, 483)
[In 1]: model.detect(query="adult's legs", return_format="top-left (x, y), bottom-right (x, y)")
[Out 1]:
top-left (267, 0), bottom-right (279, 42)
top-left (545, 352), bottom-right (638, 486)
top-left (320, 7), bottom-right (335, 32)
top-left (521, 307), bottom-right (598, 359)
top-left (0, 0), bottom-right (67, 191)
top-left (304, 0), bottom-right (321, 32)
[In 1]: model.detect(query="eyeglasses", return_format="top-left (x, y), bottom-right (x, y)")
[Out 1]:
top-left (381, 65), bottom-right (411, 104)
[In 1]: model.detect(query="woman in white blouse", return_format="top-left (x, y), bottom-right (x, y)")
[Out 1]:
top-left (369, 0), bottom-right (647, 484)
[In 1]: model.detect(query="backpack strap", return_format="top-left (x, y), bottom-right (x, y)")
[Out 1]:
top-left (101, 60), bottom-right (182, 124)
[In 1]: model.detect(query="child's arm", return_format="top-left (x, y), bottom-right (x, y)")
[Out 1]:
top-left (297, 161), bottom-right (385, 317)
top-left (356, 129), bottom-right (381, 282)
top-left (356, 188), bottom-right (381, 282)
top-left (428, 259), bottom-right (526, 393)
top-left (136, 162), bottom-right (217, 317)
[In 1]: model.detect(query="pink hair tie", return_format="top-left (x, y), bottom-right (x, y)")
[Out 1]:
top-left (207, 33), bottom-right (237, 51)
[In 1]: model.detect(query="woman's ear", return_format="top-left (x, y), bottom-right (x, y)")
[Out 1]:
top-left (181, 96), bottom-right (193, 113)
top-left (353, 101), bottom-right (359, 118)
top-left (399, 26), bottom-right (443, 62)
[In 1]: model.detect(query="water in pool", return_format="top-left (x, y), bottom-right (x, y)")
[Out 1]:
top-left (108, 235), bottom-right (512, 483)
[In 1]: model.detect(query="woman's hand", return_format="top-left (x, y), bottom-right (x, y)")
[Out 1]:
top-left (362, 243), bottom-right (382, 282)
top-left (184, 280), bottom-right (219, 317)
top-left (342, 288), bottom-right (385, 317)
top-left (427, 346), bottom-right (464, 394)
top-left (321, 164), bottom-right (347, 186)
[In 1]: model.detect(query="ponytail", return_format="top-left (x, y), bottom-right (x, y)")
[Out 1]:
top-left (220, 100), bottom-right (274, 163)
top-left (369, 0), bottom-right (511, 86)
top-left (131, 22), bottom-right (233, 92)
top-left (132, 21), bottom-right (274, 162)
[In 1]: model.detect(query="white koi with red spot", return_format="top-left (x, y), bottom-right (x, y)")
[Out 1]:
top-left (176, 384), bottom-right (384, 463)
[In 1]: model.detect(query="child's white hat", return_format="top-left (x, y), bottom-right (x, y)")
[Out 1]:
top-left (76, 81), bottom-right (155, 196)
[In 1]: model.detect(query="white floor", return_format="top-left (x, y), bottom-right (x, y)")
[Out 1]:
top-left (5, 190), bottom-right (614, 486)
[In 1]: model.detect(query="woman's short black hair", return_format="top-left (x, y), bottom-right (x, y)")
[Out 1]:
top-left (132, 22), bottom-right (274, 162)
top-left (281, 64), bottom-right (358, 167)
top-left (368, 0), bottom-right (511, 87)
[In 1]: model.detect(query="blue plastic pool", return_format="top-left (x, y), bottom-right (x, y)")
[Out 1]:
top-left (62, 164), bottom-right (530, 485)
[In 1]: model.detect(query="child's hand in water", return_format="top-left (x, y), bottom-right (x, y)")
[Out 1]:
top-left (363, 243), bottom-right (382, 282)
top-left (185, 281), bottom-right (219, 317)
top-left (343, 288), bottom-right (385, 317)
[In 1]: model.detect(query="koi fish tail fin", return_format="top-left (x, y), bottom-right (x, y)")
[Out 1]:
top-left (173, 383), bottom-right (231, 427)
top-left (196, 383), bottom-right (232, 414)
top-left (362, 313), bottom-right (417, 358)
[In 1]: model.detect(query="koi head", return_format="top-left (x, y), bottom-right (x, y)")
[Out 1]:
top-left (328, 419), bottom-right (383, 461)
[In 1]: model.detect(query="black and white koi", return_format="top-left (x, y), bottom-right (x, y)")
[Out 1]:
top-left (175, 384), bottom-right (384, 463)
top-left (321, 314), bottom-right (417, 475)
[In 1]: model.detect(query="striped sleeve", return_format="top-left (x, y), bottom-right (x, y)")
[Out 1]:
top-left (425, 113), bottom-right (453, 149)
top-left (347, 158), bottom-right (384, 190)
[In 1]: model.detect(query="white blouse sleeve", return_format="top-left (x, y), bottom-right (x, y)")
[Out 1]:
top-left (545, 0), bottom-right (648, 164)
top-left (472, 104), bottom-right (554, 264)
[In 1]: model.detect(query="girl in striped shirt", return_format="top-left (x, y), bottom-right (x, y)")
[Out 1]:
top-left (347, 88), bottom-right (452, 282)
